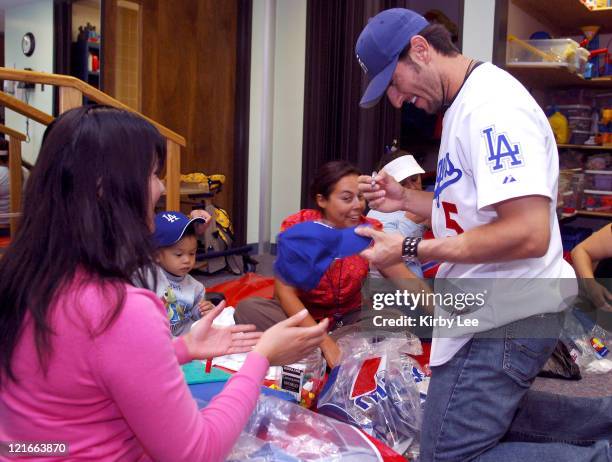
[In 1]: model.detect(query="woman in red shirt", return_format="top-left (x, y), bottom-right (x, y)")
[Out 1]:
top-left (235, 160), bottom-right (423, 367)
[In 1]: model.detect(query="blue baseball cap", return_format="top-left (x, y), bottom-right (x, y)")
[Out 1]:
top-left (355, 8), bottom-right (428, 108)
top-left (274, 221), bottom-right (373, 291)
top-left (153, 211), bottom-right (205, 247)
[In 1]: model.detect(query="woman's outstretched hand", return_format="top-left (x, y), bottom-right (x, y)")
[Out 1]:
top-left (184, 301), bottom-right (262, 359)
top-left (254, 310), bottom-right (329, 366)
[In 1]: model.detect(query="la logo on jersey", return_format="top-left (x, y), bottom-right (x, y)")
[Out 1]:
top-left (350, 356), bottom-right (388, 411)
top-left (434, 152), bottom-right (463, 208)
top-left (482, 126), bottom-right (524, 173)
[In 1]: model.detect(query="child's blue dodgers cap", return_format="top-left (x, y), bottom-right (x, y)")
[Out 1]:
top-left (355, 8), bottom-right (428, 108)
top-left (153, 211), bottom-right (205, 247)
top-left (274, 221), bottom-right (373, 291)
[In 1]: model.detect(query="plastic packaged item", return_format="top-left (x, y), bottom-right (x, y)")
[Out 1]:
top-left (584, 170), bottom-right (612, 191)
top-left (561, 309), bottom-right (612, 375)
top-left (317, 333), bottom-right (423, 454)
top-left (223, 395), bottom-right (403, 461)
top-left (277, 348), bottom-right (326, 408)
top-left (507, 37), bottom-right (589, 73)
top-left (571, 129), bottom-right (591, 145)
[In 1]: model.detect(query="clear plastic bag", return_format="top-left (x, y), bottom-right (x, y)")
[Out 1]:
top-left (317, 333), bottom-right (423, 453)
top-left (226, 395), bottom-right (387, 461)
top-left (275, 348), bottom-right (327, 408)
top-left (561, 308), bottom-right (612, 374)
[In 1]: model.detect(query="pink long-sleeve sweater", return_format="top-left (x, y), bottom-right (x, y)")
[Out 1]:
top-left (0, 279), bottom-right (269, 461)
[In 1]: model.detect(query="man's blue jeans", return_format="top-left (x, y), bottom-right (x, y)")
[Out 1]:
top-left (421, 313), bottom-right (612, 461)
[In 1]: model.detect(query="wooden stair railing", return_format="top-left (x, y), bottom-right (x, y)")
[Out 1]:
top-left (0, 123), bottom-right (25, 237)
top-left (0, 67), bottom-right (185, 231)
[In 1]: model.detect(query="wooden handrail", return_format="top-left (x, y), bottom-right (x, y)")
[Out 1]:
top-left (0, 67), bottom-right (186, 147)
top-left (0, 91), bottom-right (54, 126)
top-left (0, 67), bottom-right (184, 212)
top-left (0, 124), bottom-right (26, 142)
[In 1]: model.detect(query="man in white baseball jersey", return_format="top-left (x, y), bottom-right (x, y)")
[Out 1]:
top-left (354, 8), bottom-right (612, 461)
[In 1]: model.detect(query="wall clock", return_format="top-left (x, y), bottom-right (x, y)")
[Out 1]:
top-left (22, 32), bottom-right (35, 57)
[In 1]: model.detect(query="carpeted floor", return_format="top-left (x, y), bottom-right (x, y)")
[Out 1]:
top-left (194, 252), bottom-right (612, 398)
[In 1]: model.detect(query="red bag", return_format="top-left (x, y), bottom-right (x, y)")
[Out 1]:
top-left (208, 273), bottom-right (275, 308)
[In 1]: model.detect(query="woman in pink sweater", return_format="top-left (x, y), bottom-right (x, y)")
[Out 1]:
top-left (0, 106), bottom-right (328, 461)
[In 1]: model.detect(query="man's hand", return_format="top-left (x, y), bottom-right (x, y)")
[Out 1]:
top-left (355, 226), bottom-right (404, 268)
top-left (358, 170), bottom-right (407, 213)
top-left (189, 209), bottom-right (212, 236)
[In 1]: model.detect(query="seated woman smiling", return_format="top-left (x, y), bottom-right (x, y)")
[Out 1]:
top-left (235, 160), bottom-right (424, 367)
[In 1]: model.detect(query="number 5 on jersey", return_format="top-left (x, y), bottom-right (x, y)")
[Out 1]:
top-left (442, 201), bottom-right (464, 235)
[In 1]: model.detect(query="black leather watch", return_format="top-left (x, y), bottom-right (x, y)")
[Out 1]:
top-left (401, 236), bottom-right (422, 262)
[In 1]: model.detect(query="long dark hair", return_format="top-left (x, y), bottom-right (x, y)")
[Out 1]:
top-left (0, 105), bottom-right (166, 384)
top-left (310, 160), bottom-right (361, 211)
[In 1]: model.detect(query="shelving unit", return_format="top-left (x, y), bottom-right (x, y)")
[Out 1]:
top-left (512, 0), bottom-right (612, 35)
top-left (558, 144), bottom-right (612, 150)
top-left (507, 65), bottom-right (612, 89)
top-left (71, 39), bottom-right (101, 89)
top-left (508, 0), bottom-right (612, 224)
top-left (577, 210), bottom-right (612, 218)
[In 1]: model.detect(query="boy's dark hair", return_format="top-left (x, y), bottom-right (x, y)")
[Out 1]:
top-left (399, 23), bottom-right (460, 67)
top-left (0, 105), bottom-right (166, 384)
top-left (310, 160), bottom-right (361, 209)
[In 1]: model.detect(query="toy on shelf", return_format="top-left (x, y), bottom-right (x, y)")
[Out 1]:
top-left (580, 26), bottom-right (612, 78)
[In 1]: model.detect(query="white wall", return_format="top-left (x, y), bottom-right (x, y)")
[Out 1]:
top-left (247, 0), bottom-right (306, 245)
top-left (462, 0), bottom-right (496, 62)
top-left (4, 0), bottom-right (54, 163)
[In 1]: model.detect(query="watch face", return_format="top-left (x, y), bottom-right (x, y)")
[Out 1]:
top-left (22, 33), bottom-right (35, 57)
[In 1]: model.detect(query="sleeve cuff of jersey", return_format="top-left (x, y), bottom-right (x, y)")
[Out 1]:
top-left (477, 185), bottom-right (553, 211)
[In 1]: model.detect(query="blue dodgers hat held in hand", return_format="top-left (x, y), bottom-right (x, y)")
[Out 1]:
top-left (274, 221), bottom-right (373, 291)
top-left (355, 8), bottom-right (428, 108)
top-left (153, 211), bottom-right (205, 248)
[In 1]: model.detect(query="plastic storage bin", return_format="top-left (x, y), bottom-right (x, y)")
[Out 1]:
top-left (507, 37), bottom-right (589, 73)
top-left (568, 116), bottom-right (592, 132)
top-left (559, 105), bottom-right (591, 118)
top-left (584, 170), bottom-right (612, 191)
top-left (571, 130), bottom-right (591, 145)
top-left (582, 190), bottom-right (612, 212)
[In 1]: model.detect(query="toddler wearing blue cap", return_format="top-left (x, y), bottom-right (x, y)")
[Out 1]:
top-left (147, 211), bottom-right (213, 335)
